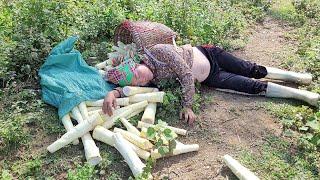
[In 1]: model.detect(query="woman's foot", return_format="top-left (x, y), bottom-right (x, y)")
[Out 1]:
top-left (266, 82), bottom-right (319, 106)
top-left (265, 67), bottom-right (312, 85)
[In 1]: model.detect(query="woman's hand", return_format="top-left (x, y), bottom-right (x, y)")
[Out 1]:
top-left (180, 107), bottom-right (196, 125)
top-left (102, 90), bottom-right (118, 116)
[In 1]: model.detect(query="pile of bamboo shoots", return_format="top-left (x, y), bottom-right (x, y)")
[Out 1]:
top-left (47, 86), bottom-right (199, 178)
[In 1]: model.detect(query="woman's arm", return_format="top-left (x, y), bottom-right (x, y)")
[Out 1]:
top-left (149, 44), bottom-right (196, 124)
top-left (102, 88), bottom-right (124, 116)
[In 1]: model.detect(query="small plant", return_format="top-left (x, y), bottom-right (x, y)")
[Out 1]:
top-left (146, 120), bottom-right (178, 156)
top-left (67, 163), bottom-right (95, 180)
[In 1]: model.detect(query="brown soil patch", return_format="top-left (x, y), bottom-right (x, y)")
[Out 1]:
top-left (153, 17), bottom-right (295, 179)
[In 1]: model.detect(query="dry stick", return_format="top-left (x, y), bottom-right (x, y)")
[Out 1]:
top-left (137, 121), bottom-right (187, 136)
top-left (223, 154), bottom-right (260, 180)
top-left (72, 104), bottom-right (102, 166)
top-left (92, 126), bottom-right (150, 160)
top-left (47, 113), bottom-right (103, 153)
top-left (61, 114), bottom-right (79, 145)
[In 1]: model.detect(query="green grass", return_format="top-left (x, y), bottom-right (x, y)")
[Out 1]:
top-left (239, 135), bottom-right (320, 179)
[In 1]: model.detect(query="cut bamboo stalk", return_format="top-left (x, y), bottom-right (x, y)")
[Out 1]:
top-left (88, 109), bottom-right (101, 115)
top-left (86, 98), bottom-right (130, 107)
top-left (47, 113), bottom-right (103, 153)
top-left (119, 118), bottom-right (140, 136)
top-left (78, 102), bottom-right (89, 119)
top-left (137, 121), bottom-right (187, 136)
top-left (102, 101), bottom-right (148, 129)
top-left (113, 133), bottom-right (146, 177)
top-left (151, 141), bottom-right (199, 159)
top-left (92, 126), bottom-right (150, 160)
top-left (126, 108), bottom-right (144, 119)
top-left (61, 114), bottom-right (79, 145)
top-left (72, 106), bottom-right (102, 166)
top-left (129, 92), bottom-right (165, 103)
top-left (140, 127), bottom-right (148, 139)
top-left (114, 128), bottom-right (153, 150)
top-left (123, 86), bottom-right (158, 96)
top-left (87, 106), bottom-right (101, 112)
top-left (223, 154), bottom-right (260, 180)
top-left (141, 103), bottom-right (157, 124)
top-left (141, 88), bottom-right (158, 124)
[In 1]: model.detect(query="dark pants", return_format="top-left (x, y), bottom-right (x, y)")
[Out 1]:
top-left (197, 45), bottom-right (268, 94)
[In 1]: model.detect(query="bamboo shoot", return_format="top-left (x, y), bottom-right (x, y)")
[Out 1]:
top-left (119, 118), bottom-right (140, 136)
top-left (61, 114), bottom-right (79, 145)
top-left (138, 121), bottom-right (187, 136)
top-left (126, 108), bottom-right (144, 119)
top-left (223, 154), bottom-right (260, 180)
top-left (151, 141), bottom-right (199, 159)
top-left (47, 113), bottom-right (103, 153)
top-left (123, 86), bottom-right (158, 96)
top-left (141, 103), bottom-right (157, 124)
top-left (129, 92), bottom-right (165, 103)
top-left (113, 128), bottom-right (153, 150)
top-left (93, 126), bottom-right (150, 160)
top-left (113, 133), bottom-right (145, 177)
top-left (72, 106), bottom-right (102, 166)
top-left (86, 98), bottom-right (130, 107)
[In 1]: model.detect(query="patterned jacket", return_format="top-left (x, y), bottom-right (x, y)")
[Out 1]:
top-left (117, 43), bottom-right (195, 109)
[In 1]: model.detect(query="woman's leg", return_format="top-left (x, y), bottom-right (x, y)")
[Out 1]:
top-left (204, 70), bottom-right (267, 94)
top-left (210, 47), bottom-right (267, 79)
top-left (203, 70), bottom-right (319, 106)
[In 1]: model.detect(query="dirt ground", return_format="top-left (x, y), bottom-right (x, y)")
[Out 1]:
top-left (153, 17), bottom-right (296, 179)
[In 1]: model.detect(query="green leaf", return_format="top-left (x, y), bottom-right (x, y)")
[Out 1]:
top-left (146, 127), bottom-right (156, 139)
top-left (306, 120), bottom-right (320, 131)
top-left (158, 146), bottom-right (169, 156)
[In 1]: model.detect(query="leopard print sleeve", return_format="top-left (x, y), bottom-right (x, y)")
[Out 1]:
top-left (150, 44), bottom-right (195, 108)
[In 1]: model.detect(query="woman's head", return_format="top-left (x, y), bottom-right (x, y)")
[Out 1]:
top-left (131, 64), bottom-right (154, 86)
top-left (106, 61), bottom-right (153, 87)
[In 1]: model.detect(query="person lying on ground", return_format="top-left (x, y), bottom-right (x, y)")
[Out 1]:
top-left (102, 43), bottom-right (319, 125)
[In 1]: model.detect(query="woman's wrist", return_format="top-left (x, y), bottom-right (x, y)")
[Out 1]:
top-left (112, 90), bottom-right (121, 98)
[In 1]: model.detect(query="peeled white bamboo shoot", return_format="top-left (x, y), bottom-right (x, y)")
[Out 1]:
top-left (93, 126), bottom-right (150, 160)
top-left (138, 121), bottom-right (187, 136)
top-left (223, 154), bottom-right (260, 180)
top-left (151, 141), bottom-right (199, 159)
top-left (61, 114), bottom-right (79, 145)
top-left (141, 103), bottom-right (157, 124)
top-left (140, 127), bottom-right (148, 138)
top-left (72, 106), bottom-right (102, 166)
top-left (114, 128), bottom-right (153, 150)
top-left (113, 133), bottom-right (145, 177)
top-left (102, 101), bottom-right (148, 129)
top-left (126, 108), bottom-right (144, 119)
top-left (123, 86), bottom-right (158, 96)
top-left (119, 118), bottom-right (140, 136)
top-left (87, 106), bottom-right (101, 112)
top-left (92, 126), bottom-right (115, 146)
top-left (47, 113), bottom-right (103, 153)
top-left (129, 92), bottom-right (165, 103)
top-left (86, 98), bottom-right (129, 107)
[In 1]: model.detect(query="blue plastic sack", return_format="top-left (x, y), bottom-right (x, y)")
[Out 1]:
top-left (39, 36), bottom-right (115, 120)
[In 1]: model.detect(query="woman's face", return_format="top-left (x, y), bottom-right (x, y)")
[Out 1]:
top-left (131, 64), bottom-right (154, 86)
